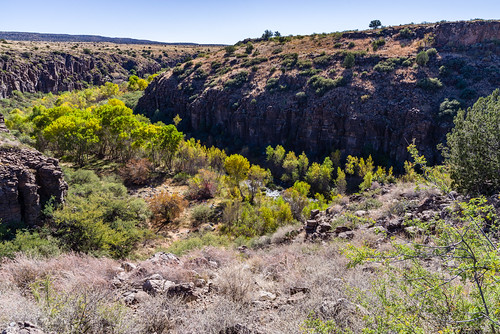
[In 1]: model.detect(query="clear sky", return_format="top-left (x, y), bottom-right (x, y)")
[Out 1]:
top-left (1, 0), bottom-right (498, 44)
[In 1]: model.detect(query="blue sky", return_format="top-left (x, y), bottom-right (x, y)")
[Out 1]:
top-left (1, 1), bottom-right (498, 44)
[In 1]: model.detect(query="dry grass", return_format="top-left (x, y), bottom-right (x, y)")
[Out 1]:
top-left (0, 241), bottom-right (380, 333)
top-left (0, 39), bottom-right (220, 60)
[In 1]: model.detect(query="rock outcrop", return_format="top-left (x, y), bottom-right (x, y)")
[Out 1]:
top-left (0, 118), bottom-right (67, 226)
top-left (0, 46), bottom-right (199, 99)
top-left (137, 20), bottom-right (500, 166)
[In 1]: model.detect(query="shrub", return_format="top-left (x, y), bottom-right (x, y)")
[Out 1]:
top-left (191, 205), bottom-right (215, 226)
top-left (416, 50), bottom-right (429, 66)
top-left (371, 38), bottom-right (385, 51)
top-left (313, 54), bottom-right (332, 66)
top-left (167, 233), bottom-right (230, 256)
top-left (53, 169), bottom-right (149, 258)
top-left (224, 71), bottom-right (248, 89)
top-left (148, 191), bottom-right (188, 228)
top-left (343, 52), bottom-right (355, 68)
top-left (308, 75), bottom-right (345, 95)
top-left (245, 43), bottom-right (254, 54)
top-left (120, 158), bottom-right (153, 186)
top-left (265, 77), bottom-right (279, 90)
top-left (416, 77), bottom-right (442, 91)
top-left (443, 89), bottom-right (500, 194)
top-left (281, 53), bottom-right (298, 70)
top-left (0, 231), bottom-right (61, 259)
top-left (426, 48), bottom-right (437, 57)
top-left (399, 27), bottom-right (414, 39)
top-left (224, 45), bottom-right (236, 55)
top-left (241, 57), bottom-right (267, 67)
top-left (187, 169), bottom-right (218, 200)
top-left (439, 98), bottom-right (461, 117)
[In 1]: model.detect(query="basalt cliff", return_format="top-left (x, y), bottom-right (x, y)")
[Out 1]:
top-left (137, 20), bottom-right (500, 165)
top-left (0, 41), bottom-right (203, 99)
top-left (0, 113), bottom-right (67, 226)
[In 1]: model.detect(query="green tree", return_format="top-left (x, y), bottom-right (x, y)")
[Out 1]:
top-left (369, 20), bottom-right (382, 29)
top-left (266, 145), bottom-right (286, 178)
top-left (282, 151), bottom-right (300, 184)
top-left (43, 109), bottom-right (101, 165)
top-left (225, 154), bottom-right (250, 191)
top-left (262, 30), bottom-right (273, 40)
top-left (306, 157), bottom-right (333, 195)
top-left (127, 75), bottom-right (148, 91)
top-left (283, 181), bottom-right (310, 221)
top-left (443, 89), bottom-right (500, 195)
top-left (247, 165), bottom-right (270, 203)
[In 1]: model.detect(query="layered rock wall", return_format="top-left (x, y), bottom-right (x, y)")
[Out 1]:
top-left (137, 21), bottom-right (500, 166)
top-left (0, 117), bottom-right (67, 226)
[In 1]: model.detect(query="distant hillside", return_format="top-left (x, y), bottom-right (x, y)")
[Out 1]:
top-left (137, 20), bottom-right (500, 166)
top-left (0, 31), bottom-right (202, 45)
top-left (0, 40), bottom-right (223, 98)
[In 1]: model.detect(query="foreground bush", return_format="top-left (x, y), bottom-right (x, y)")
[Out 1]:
top-left (52, 169), bottom-right (149, 258)
top-left (444, 89), bottom-right (500, 194)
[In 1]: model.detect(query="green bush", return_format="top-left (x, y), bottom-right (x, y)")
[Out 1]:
top-left (224, 45), bottom-right (236, 55)
top-left (426, 48), bottom-right (437, 57)
top-left (224, 71), bottom-right (248, 89)
top-left (167, 233), bottom-right (231, 256)
top-left (52, 169), bottom-right (150, 258)
top-left (416, 77), bottom-right (442, 91)
top-left (313, 53), bottom-right (332, 66)
top-left (439, 98), bottom-right (461, 117)
top-left (191, 205), bottom-right (215, 226)
top-left (399, 27), bottom-right (414, 39)
top-left (308, 75), bottom-right (345, 95)
top-left (343, 52), bottom-right (355, 68)
top-left (241, 57), bottom-right (267, 67)
top-left (281, 53), bottom-right (298, 70)
top-left (444, 89), bottom-right (500, 194)
top-left (265, 77), bottom-right (279, 90)
top-left (416, 50), bottom-right (429, 66)
top-left (0, 230), bottom-right (61, 259)
top-left (371, 38), bottom-right (385, 51)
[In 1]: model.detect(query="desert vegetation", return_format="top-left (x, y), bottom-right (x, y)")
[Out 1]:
top-left (0, 20), bottom-right (499, 333)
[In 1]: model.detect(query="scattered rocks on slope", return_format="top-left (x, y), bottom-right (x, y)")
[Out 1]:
top-left (1, 322), bottom-right (49, 334)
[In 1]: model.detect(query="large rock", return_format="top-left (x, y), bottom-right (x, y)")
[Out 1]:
top-left (0, 141), bottom-right (67, 226)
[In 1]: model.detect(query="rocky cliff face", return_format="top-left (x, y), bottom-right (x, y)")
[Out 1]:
top-left (137, 20), bottom-right (500, 166)
top-left (0, 117), bottom-right (67, 226)
top-left (0, 43), bottom-right (200, 99)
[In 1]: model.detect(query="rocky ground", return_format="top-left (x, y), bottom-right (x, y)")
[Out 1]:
top-left (3, 180), bottom-right (496, 333)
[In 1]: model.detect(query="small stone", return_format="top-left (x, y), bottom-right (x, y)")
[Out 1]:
top-left (334, 226), bottom-right (351, 234)
top-left (121, 262), bottom-right (136, 272)
top-left (404, 226), bottom-right (424, 237)
top-left (257, 291), bottom-right (276, 301)
top-left (338, 231), bottom-right (354, 240)
top-left (355, 210), bottom-right (367, 217)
